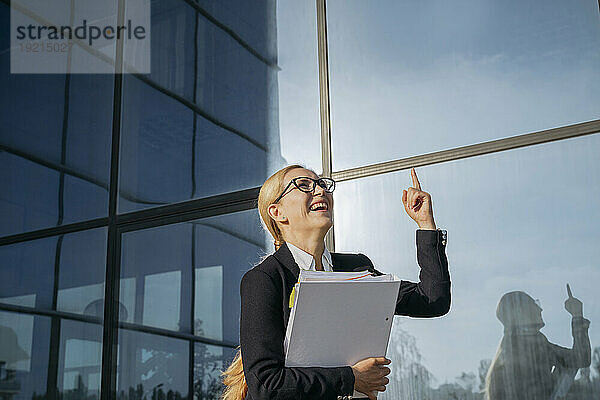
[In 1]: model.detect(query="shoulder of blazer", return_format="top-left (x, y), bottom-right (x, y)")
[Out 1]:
top-left (241, 242), bottom-right (300, 286)
top-left (242, 253), bottom-right (282, 281)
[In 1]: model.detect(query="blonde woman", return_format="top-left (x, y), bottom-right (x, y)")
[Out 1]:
top-left (223, 164), bottom-right (451, 400)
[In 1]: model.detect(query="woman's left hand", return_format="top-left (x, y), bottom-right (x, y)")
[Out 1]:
top-left (402, 168), bottom-right (436, 230)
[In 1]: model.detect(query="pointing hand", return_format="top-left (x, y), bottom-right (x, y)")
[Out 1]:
top-left (402, 168), bottom-right (436, 230)
top-left (564, 283), bottom-right (583, 317)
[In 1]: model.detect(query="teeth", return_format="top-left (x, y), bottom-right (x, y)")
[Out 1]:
top-left (310, 202), bottom-right (328, 211)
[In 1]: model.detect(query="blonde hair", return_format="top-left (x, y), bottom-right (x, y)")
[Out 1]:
top-left (221, 164), bottom-right (306, 400)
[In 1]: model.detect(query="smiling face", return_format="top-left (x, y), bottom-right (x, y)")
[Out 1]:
top-left (267, 167), bottom-right (334, 240)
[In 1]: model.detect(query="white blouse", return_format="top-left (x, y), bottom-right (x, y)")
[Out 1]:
top-left (285, 241), bottom-right (334, 272)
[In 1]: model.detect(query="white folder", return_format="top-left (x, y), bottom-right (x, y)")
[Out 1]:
top-left (284, 270), bottom-right (400, 369)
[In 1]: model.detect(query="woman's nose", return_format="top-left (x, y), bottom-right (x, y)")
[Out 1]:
top-left (313, 183), bottom-right (326, 196)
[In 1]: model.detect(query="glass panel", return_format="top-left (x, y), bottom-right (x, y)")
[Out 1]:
top-left (275, 0), bottom-right (322, 174)
top-left (334, 134), bottom-right (600, 399)
top-left (0, 235), bottom-right (56, 309)
top-left (58, 319), bottom-right (103, 399)
top-left (143, 271), bottom-right (182, 332)
top-left (118, 75), bottom-right (269, 212)
top-left (120, 223), bottom-right (191, 332)
top-left (194, 266), bottom-right (222, 340)
top-left (118, 75), bottom-right (194, 212)
top-left (193, 344), bottom-right (235, 399)
top-left (65, 75), bottom-right (114, 184)
top-left (56, 228), bottom-right (107, 317)
top-left (194, 11), bottom-right (274, 160)
top-left (148, 0), bottom-right (195, 100)
top-left (192, 212), bottom-right (265, 344)
top-left (194, 1), bottom-right (276, 62)
top-left (327, 0), bottom-right (600, 170)
top-left (116, 329), bottom-right (189, 399)
top-left (120, 209), bottom-right (264, 343)
top-left (0, 227), bottom-right (107, 315)
top-left (0, 0), bottom-right (112, 236)
top-left (0, 152), bottom-right (60, 237)
top-left (118, 0), bottom-right (324, 213)
top-left (0, 311), bottom-right (50, 400)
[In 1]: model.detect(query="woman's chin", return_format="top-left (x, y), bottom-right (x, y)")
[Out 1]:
top-left (308, 212), bottom-right (332, 225)
top-left (312, 212), bottom-right (332, 222)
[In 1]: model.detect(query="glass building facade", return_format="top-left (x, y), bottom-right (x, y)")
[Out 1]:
top-left (1, 1), bottom-right (599, 399)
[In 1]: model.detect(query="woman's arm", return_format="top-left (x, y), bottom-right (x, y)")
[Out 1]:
top-left (548, 316), bottom-right (591, 369)
top-left (239, 268), bottom-right (355, 400)
top-left (360, 229), bottom-right (451, 318)
top-left (395, 167), bottom-right (451, 317)
top-left (398, 229), bottom-right (451, 317)
top-left (549, 289), bottom-right (592, 368)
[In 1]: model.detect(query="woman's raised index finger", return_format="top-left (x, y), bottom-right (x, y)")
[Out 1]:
top-left (566, 283), bottom-right (573, 298)
top-left (411, 168), bottom-right (421, 190)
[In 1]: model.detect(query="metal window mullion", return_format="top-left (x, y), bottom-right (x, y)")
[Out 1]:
top-left (316, 0), bottom-right (335, 252)
top-left (0, 186), bottom-right (259, 246)
top-left (0, 303), bottom-right (237, 348)
top-left (189, 226), bottom-right (197, 398)
top-left (115, 187), bottom-right (260, 232)
top-left (331, 119), bottom-right (600, 182)
top-left (100, 0), bottom-right (125, 396)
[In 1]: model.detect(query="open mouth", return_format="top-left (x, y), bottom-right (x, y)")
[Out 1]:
top-left (309, 202), bottom-right (329, 212)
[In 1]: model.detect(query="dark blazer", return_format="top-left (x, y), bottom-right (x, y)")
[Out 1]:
top-left (240, 229), bottom-right (451, 400)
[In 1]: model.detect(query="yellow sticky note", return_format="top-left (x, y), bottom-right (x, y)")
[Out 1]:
top-left (289, 286), bottom-right (296, 308)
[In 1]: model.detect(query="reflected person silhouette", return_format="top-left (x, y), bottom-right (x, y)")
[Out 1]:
top-left (485, 286), bottom-right (591, 400)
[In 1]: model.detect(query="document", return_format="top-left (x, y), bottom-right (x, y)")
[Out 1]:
top-left (284, 270), bottom-right (400, 369)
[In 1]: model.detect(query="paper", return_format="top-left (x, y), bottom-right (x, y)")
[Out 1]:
top-left (297, 270), bottom-right (395, 283)
top-left (284, 271), bottom-right (400, 366)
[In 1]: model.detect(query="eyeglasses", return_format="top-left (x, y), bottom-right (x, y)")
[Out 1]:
top-left (274, 176), bottom-right (336, 203)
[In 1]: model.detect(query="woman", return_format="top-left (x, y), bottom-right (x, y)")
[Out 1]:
top-left (485, 289), bottom-right (591, 400)
top-left (223, 164), bottom-right (451, 400)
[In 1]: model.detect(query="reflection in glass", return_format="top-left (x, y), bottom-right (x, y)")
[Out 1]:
top-left (118, 0), bottom-right (283, 213)
top-left (195, 266), bottom-right (223, 340)
top-left (118, 75), bottom-right (195, 212)
top-left (192, 212), bottom-right (266, 344)
top-left (148, 0), bottom-right (195, 100)
top-left (194, 0), bottom-right (276, 62)
top-left (194, 12), bottom-right (275, 155)
top-left (120, 223), bottom-right (191, 332)
top-left (334, 134), bottom-right (600, 399)
top-left (0, 3), bottom-right (112, 235)
top-left (120, 209), bottom-right (264, 343)
top-left (0, 311), bottom-right (50, 399)
top-left (486, 290), bottom-right (591, 400)
top-left (0, 153), bottom-right (60, 237)
top-left (0, 235), bottom-right (56, 310)
top-left (117, 330), bottom-right (188, 399)
top-left (326, 0), bottom-right (600, 170)
top-left (273, 0), bottom-right (322, 173)
top-left (1, 227), bottom-right (107, 314)
top-left (57, 228), bottom-right (108, 317)
top-left (58, 319), bottom-right (103, 399)
top-left (144, 271), bottom-right (182, 331)
top-left (193, 344), bottom-right (234, 399)
top-left (117, 0), bottom-right (326, 212)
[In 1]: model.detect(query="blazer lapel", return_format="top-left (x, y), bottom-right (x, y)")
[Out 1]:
top-left (273, 242), bottom-right (300, 280)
